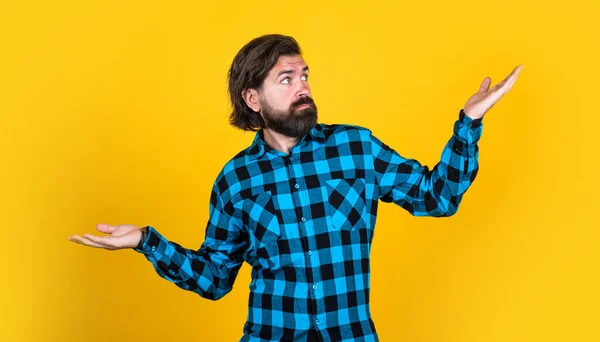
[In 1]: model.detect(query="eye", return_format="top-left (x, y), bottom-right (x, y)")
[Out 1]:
top-left (301, 75), bottom-right (308, 81)
top-left (281, 77), bottom-right (291, 84)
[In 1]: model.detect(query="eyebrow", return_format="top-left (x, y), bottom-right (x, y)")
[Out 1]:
top-left (277, 66), bottom-right (309, 78)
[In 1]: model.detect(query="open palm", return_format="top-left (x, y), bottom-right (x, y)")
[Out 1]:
top-left (464, 64), bottom-right (524, 120)
top-left (68, 223), bottom-right (142, 250)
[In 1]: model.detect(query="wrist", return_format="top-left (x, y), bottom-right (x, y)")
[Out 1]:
top-left (135, 226), bottom-right (149, 250)
top-left (459, 108), bottom-right (483, 128)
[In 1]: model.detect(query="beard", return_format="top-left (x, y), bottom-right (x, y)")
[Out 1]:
top-left (260, 96), bottom-right (318, 138)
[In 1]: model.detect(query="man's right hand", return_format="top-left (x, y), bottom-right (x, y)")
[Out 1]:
top-left (68, 224), bottom-right (142, 250)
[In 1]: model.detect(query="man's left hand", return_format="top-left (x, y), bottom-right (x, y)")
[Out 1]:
top-left (464, 64), bottom-right (524, 120)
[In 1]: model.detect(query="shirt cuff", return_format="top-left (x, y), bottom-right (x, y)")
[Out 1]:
top-left (454, 108), bottom-right (483, 144)
top-left (458, 108), bottom-right (483, 128)
top-left (132, 225), bottom-right (161, 256)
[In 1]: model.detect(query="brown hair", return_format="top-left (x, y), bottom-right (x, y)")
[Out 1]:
top-left (227, 34), bottom-right (302, 131)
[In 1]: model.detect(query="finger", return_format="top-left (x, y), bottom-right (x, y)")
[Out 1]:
top-left (498, 66), bottom-right (523, 93)
top-left (478, 77), bottom-right (491, 93)
top-left (504, 77), bottom-right (517, 92)
top-left (68, 235), bottom-right (114, 249)
top-left (486, 84), bottom-right (507, 105)
top-left (506, 65), bottom-right (524, 88)
top-left (489, 83), bottom-right (503, 93)
top-left (494, 75), bottom-right (514, 94)
top-left (483, 65), bottom-right (524, 105)
top-left (97, 223), bottom-right (117, 234)
top-left (84, 233), bottom-right (119, 248)
top-left (502, 65), bottom-right (524, 87)
top-left (493, 81), bottom-right (506, 92)
top-left (494, 65), bottom-right (520, 90)
top-left (512, 64), bottom-right (525, 76)
top-left (504, 64), bottom-right (522, 79)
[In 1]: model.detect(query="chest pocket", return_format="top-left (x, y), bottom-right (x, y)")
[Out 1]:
top-left (236, 191), bottom-right (281, 247)
top-left (325, 178), bottom-right (369, 231)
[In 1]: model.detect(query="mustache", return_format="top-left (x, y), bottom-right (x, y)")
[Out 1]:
top-left (290, 97), bottom-right (316, 111)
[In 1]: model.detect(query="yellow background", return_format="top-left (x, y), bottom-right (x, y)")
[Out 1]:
top-left (2, 0), bottom-right (598, 341)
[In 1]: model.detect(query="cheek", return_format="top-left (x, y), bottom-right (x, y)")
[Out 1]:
top-left (271, 92), bottom-right (293, 110)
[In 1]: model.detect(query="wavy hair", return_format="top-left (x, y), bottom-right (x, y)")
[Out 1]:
top-left (227, 34), bottom-right (302, 131)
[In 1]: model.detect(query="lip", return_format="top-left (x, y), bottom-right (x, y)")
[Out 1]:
top-left (296, 104), bottom-right (311, 110)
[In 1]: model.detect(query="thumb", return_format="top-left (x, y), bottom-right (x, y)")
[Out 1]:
top-left (478, 77), bottom-right (491, 93)
top-left (96, 223), bottom-right (117, 234)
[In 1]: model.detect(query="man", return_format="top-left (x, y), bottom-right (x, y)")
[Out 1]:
top-left (68, 34), bottom-right (523, 341)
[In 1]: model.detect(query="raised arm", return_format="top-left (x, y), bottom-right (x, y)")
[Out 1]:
top-left (370, 64), bottom-right (524, 216)
top-left (370, 109), bottom-right (482, 217)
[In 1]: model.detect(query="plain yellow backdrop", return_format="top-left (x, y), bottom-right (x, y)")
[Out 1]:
top-left (1, 0), bottom-right (598, 341)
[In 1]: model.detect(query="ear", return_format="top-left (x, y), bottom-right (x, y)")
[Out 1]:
top-left (242, 88), bottom-right (261, 113)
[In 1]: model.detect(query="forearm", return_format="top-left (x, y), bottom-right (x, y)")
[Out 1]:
top-left (373, 109), bottom-right (483, 216)
top-left (409, 109), bottom-right (482, 216)
top-left (134, 226), bottom-right (241, 300)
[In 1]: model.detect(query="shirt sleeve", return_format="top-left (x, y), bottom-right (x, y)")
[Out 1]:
top-left (370, 108), bottom-right (483, 217)
top-left (133, 182), bottom-right (247, 300)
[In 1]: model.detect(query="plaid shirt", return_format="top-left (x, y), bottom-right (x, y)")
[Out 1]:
top-left (134, 109), bottom-right (483, 341)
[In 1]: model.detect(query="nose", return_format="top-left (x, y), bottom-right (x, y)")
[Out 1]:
top-left (296, 80), bottom-right (310, 98)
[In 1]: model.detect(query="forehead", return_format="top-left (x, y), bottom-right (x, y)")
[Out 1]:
top-left (269, 55), bottom-right (308, 76)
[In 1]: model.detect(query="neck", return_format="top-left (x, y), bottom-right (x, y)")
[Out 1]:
top-left (262, 128), bottom-right (300, 155)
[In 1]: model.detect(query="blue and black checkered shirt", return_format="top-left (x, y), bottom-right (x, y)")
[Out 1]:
top-left (134, 109), bottom-right (483, 341)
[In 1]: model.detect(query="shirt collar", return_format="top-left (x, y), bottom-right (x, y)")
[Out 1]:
top-left (246, 123), bottom-right (326, 160)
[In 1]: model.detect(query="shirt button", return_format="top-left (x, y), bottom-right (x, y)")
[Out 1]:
top-left (294, 184), bottom-right (300, 189)
top-left (301, 217), bottom-right (307, 222)
top-left (307, 250), bottom-right (312, 255)
top-left (151, 246), bottom-right (156, 251)
top-left (313, 284), bottom-right (318, 290)
top-left (315, 319), bottom-right (320, 325)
